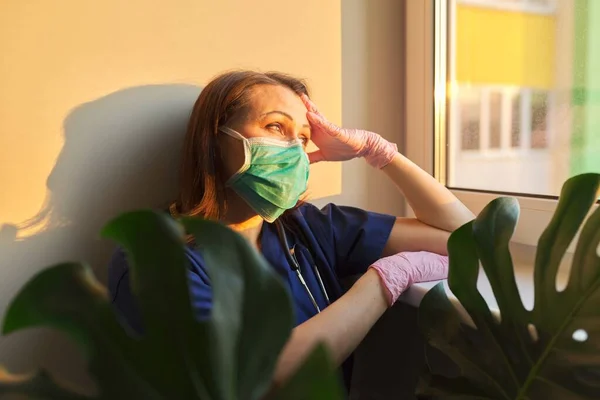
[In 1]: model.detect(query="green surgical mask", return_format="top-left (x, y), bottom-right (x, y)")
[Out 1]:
top-left (219, 126), bottom-right (310, 223)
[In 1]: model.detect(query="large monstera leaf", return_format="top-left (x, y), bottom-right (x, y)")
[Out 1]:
top-left (418, 173), bottom-right (600, 399)
top-left (0, 211), bottom-right (342, 399)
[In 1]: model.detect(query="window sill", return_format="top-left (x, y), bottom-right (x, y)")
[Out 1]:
top-left (456, 148), bottom-right (550, 161)
top-left (399, 241), bottom-right (572, 324)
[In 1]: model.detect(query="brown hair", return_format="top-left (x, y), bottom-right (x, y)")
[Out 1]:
top-left (172, 70), bottom-right (310, 220)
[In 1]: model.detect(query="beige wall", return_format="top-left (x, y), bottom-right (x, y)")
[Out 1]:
top-left (0, 0), bottom-right (410, 392)
top-left (329, 1), bottom-right (409, 396)
top-left (0, 0), bottom-right (341, 390)
top-left (314, 0), bottom-right (405, 217)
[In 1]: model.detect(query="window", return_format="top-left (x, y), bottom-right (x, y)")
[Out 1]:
top-left (455, 85), bottom-right (551, 158)
top-left (404, 0), bottom-right (600, 247)
top-left (511, 92), bottom-right (521, 147)
top-left (530, 91), bottom-right (549, 149)
top-left (458, 87), bottom-right (481, 150)
top-left (445, 0), bottom-right (598, 197)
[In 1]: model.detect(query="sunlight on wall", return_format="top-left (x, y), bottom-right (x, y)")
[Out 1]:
top-left (0, 0), bottom-right (342, 232)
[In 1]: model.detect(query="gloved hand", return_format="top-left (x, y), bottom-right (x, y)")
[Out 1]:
top-left (368, 251), bottom-right (449, 305)
top-left (301, 94), bottom-right (398, 169)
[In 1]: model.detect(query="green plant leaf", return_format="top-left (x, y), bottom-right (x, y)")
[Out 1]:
top-left (419, 283), bottom-right (512, 398)
top-left (417, 369), bottom-right (494, 400)
top-left (101, 211), bottom-right (212, 398)
top-left (2, 210), bottom-right (331, 400)
top-left (181, 217), bottom-right (295, 400)
top-left (2, 262), bottom-right (164, 399)
top-left (0, 367), bottom-right (90, 399)
top-left (270, 343), bottom-right (343, 400)
top-left (418, 174), bottom-right (600, 399)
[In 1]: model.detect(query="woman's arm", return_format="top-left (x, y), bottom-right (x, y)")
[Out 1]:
top-left (271, 250), bottom-right (449, 388)
top-left (382, 153), bottom-right (474, 233)
top-left (379, 154), bottom-right (475, 257)
top-left (271, 269), bottom-right (388, 387)
top-left (382, 217), bottom-right (451, 256)
top-left (300, 95), bottom-right (475, 257)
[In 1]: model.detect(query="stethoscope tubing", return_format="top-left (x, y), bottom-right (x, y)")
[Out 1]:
top-left (275, 220), bottom-right (330, 313)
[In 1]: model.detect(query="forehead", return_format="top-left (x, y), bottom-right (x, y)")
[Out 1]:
top-left (245, 84), bottom-right (306, 119)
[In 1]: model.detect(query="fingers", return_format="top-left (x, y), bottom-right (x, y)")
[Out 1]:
top-left (300, 94), bottom-right (322, 116)
top-left (306, 111), bottom-right (323, 125)
top-left (307, 150), bottom-right (325, 164)
top-left (302, 96), bottom-right (343, 138)
top-left (307, 112), bottom-right (342, 138)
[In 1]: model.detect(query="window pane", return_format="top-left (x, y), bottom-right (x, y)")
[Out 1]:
top-left (446, 0), bottom-right (600, 196)
top-left (531, 91), bottom-right (549, 149)
top-left (459, 87), bottom-right (481, 150)
top-left (490, 91), bottom-right (502, 149)
top-left (511, 92), bottom-right (521, 147)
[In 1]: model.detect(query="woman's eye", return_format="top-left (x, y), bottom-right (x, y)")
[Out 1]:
top-left (300, 136), bottom-right (309, 145)
top-left (267, 123), bottom-right (283, 133)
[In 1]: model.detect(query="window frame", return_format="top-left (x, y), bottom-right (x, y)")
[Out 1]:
top-left (403, 0), bottom-right (590, 250)
top-left (457, 0), bottom-right (557, 15)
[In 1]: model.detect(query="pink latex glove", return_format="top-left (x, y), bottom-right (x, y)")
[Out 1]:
top-left (368, 251), bottom-right (449, 306)
top-left (301, 94), bottom-right (398, 169)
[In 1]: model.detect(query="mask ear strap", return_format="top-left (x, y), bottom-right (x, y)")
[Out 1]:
top-left (219, 126), bottom-right (246, 141)
top-left (218, 126), bottom-right (252, 180)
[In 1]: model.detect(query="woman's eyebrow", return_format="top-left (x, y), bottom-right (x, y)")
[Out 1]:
top-left (259, 110), bottom-right (310, 128)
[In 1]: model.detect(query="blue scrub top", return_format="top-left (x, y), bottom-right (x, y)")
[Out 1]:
top-left (108, 202), bottom-right (396, 391)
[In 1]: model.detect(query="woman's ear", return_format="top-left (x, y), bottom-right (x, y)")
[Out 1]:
top-left (216, 133), bottom-right (245, 181)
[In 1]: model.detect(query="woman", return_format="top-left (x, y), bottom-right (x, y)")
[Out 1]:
top-left (108, 71), bottom-right (474, 392)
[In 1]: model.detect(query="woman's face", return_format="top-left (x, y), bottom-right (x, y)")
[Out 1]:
top-left (219, 84), bottom-right (311, 180)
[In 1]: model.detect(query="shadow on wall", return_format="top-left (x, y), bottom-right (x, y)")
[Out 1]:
top-left (0, 84), bottom-right (201, 392)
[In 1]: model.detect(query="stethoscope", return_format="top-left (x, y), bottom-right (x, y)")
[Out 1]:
top-left (275, 220), bottom-right (330, 313)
